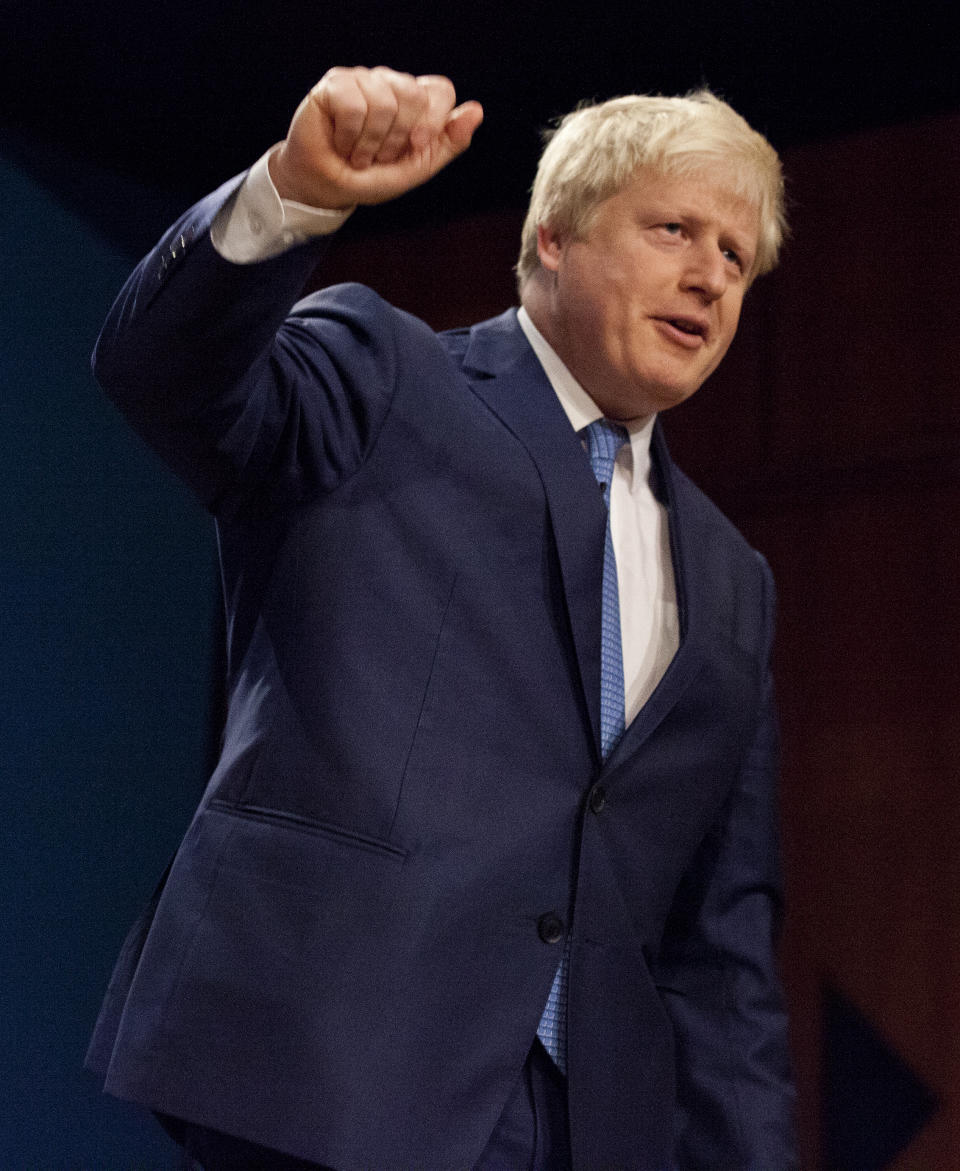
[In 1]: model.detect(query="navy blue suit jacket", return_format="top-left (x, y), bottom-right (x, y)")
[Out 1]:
top-left (88, 176), bottom-right (796, 1169)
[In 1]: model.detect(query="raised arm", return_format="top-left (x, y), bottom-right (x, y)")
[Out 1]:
top-left (92, 68), bottom-right (482, 516)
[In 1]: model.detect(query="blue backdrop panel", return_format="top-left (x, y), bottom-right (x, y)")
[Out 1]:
top-left (1, 155), bottom-right (217, 1167)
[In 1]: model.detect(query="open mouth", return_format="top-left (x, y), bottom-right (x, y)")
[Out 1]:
top-left (665, 317), bottom-right (706, 338)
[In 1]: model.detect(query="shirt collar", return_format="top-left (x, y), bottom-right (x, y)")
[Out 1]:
top-left (516, 305), bottom-right (656, 480)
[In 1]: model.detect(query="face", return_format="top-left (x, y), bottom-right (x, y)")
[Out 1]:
top-left (530, 168), bottom-right (760, 420)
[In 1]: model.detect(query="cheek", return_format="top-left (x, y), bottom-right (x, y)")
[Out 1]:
top-left (562, 246), bottom-right (647, 346)
top-left (597, 273), bottom-right (645, 335)
top-left (720, 299), bottom-right (744, 344)
top-left (565, 270), bottom-right (619, 337)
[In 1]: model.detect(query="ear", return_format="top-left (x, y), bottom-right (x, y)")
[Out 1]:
top-left (536, 223), bottom-right (565, 273)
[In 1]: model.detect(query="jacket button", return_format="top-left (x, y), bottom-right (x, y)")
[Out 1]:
top-left (589, 784), bottom-right (607, 814)
top-left (538, 912), bottom-right (565, 944)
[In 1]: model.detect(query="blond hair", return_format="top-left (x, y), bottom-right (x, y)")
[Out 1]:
top-left (517, 90), bottom-right (786, 289)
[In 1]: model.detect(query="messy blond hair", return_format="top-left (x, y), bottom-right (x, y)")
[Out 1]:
top-left (516, 90), bottom-right (786, 290)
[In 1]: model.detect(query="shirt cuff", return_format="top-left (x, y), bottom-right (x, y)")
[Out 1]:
top-left (210, 144), bottom-right (354, 264)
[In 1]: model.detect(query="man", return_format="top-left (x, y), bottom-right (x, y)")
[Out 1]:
top-left (88, 66), bottom-right (796, 1169)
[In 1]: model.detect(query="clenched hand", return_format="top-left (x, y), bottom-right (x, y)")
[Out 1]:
top-left (269, 66), bottom-right (484, 210)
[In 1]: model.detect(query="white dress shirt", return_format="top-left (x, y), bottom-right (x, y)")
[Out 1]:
top-left (516, 309), bottom-right (678, 723)
top-left (211, 145), bottom-right (352, 261)
top-left (212, 150), bottom-right (679, 726)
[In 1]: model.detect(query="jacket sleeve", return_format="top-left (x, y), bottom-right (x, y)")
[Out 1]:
top-left (91, 175), bottom-right (399, 518)
top-left (654, 556), bottom-right (798, 1169)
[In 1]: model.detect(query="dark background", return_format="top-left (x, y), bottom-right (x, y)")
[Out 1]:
top-left (3, 0), bottom-right (957, 252)
top-left (2, 1), bottom-right (958, 1166)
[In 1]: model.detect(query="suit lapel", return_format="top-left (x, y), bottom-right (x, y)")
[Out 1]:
top-left (459, 309), bottom-right (608, 760)
top-left (456, 310), bottom-right (710, 773)
top-left (605, 423), bottom-right (706, 769)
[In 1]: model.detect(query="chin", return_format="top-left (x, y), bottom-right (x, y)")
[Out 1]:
top-left (640, 380), bottom-right (700, 414)
top-left (602, 369), bottom-right (700, 418)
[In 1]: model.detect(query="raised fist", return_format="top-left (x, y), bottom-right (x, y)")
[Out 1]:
top-left (269, 66), bottom-right (484, 209)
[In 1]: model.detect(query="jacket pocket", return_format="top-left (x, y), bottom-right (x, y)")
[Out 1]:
top-left (207, 797), bottom-right (407, 862)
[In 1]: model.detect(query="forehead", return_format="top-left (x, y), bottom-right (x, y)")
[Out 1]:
top-left (601, 166), bottom-right (760, 240)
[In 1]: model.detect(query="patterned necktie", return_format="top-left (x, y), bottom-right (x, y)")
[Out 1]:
top-left (537, 418), bottom-right (629, 1072)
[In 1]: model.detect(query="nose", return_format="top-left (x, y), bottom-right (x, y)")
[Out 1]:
top-left (681, 242), bottom-right (727, 302)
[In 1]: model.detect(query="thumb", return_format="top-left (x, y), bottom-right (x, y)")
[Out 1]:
top-left (444, 101), bottom-right (485, 156)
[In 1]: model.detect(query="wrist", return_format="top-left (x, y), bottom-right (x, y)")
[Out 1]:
top-left (268, 143), bottom-right (355, 211)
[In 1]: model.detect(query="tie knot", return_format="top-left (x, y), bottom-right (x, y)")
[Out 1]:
top-left (583, 418), bottom-right (629, 487)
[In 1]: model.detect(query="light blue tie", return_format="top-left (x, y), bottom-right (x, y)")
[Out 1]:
top-left (537, 418), bottom-right (629, 1072)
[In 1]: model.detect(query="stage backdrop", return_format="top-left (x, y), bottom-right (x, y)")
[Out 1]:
top-left (3, 110), bottom-right (957, 1168)
top-left (0, 155), bottom-right (217, 1166)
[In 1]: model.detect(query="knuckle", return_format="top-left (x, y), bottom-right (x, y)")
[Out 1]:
top-left (321, 64), bottom-right (359, 86)
top-left (372, 64), bottom-right (412, 83)
top-left (338, 90), bottom-right (368, 120)
top-left (418, 73), bottom-right (455, 98)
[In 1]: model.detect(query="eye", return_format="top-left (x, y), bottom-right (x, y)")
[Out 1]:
top-left (722, 246), bottom-right (744, 271)
top-left (663, 222), bottom-right (683, 235)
